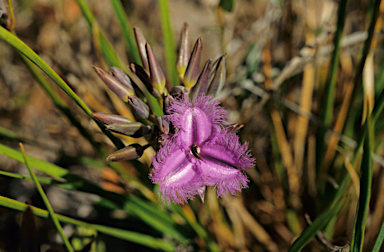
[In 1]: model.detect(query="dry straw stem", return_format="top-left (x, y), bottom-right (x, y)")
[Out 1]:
top-left (263, 45), bottom-right (298, 209)
top-left (222, 196), bottom-right (279, 252)
top-left (321, 54), bottom-right (354, 172)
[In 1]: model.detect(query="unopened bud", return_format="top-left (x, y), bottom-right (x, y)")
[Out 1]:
top-left (176, 23), bottom-right (190, 81)
top-left (223, 123), bottom-right (244, 134)
top-left (131, 63), bottom-right (161, 99)
top-left (169, 86), bottom-right (188, 101)
top-left (146, 43), bottom-right (166, 95)
top-left (163, 95), bottom-right (174, 114)
top-left (0, 0), bottom-right (14, 30)
top-left (93, 66), bottom-right (134, 101)
top-left (127, 96), bottom-right (149, 120)
top-left (92, 112), bottom-right (132, 125)
top-left (109, 67), bottom-right (135, 96)
top-left (190, 59), bottom-right (212, 98)
top-left (106, 144), bottom-right (146, 162)
top-left (107, 122), bottom-right (145, 138)
top-left (156, 116), bottom-right (170, 135)
top-left (183, 37), bottom-right (202, 89)
top-left (134, 27), bottom-right (149, 71)
top-left (207, 55), bottom-right (226, 97)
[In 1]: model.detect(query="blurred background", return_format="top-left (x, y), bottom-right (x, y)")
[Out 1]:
top-left (1, 0), bottom-right (384, 251)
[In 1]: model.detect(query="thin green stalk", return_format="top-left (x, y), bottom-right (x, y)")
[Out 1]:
top-left (109, 0), bottom-right (141, 63)
top-left (19, 143), bottom-right (74, 252)
top-left (372, 218), bottom-right (384, 252)
top-left (0, 196), bottom-right (175, 251)
top-left (159, 0), bottom-right (178, 87)
top-left (344, 0), bottom-right (382, 136)
top-left (74, 0), bottom-right (163, 115)
top-left (317, 0), bottom-right (348, 171)
top-left (350, 109), bottom-right (374, 252)
top-left (0, 26), bottom-right (124, 150)
top-left (75, 0), bottom-right (126, 69)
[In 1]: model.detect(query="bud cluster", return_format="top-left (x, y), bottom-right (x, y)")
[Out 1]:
top-left (92, 24), bottom-right (227, 162)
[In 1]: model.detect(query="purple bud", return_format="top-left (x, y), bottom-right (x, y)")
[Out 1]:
top-left (169, 86), bottom-right (188, 101)
top-left (92, 112), bottom-right (132, 125)
top-left (190, 59), bottom-right (212, 99)
top-left (127, 96), bottom-right (150, 120)
top-left (131, 63), bottom-right (161, 99)
top-left (134, 27), bottom-right (149, 71)
top-left (183, 37), bottom-right (202, 89)
top-left (146, 43), bottom-right (166, 95)
top-left (223, 123), bottom-right (244, 134)
top-left (156, 116), bottom-right (170, 135)
top-left (109, 67), bottom-right (135, 96)
top-left (163, 95), bottom-right (174, 114)
top-left (106, 144), bottom-right (146, 162)
top-left (176, 23), bottom-right (190, 81)
top-left (207, 55), bottom-right (226, 97)
top-left (0, 0), bottom-right (13, 30)
top-left (93, 66), bottom-right (134, 101)
top-left (107, 122), bottom-right (145, 138)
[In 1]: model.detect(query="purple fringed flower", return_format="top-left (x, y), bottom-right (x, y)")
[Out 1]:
top-left (151, 95), bottom-right (255, 204)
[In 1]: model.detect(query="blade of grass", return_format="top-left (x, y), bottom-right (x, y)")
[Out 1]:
top-left (317, 0), bottom-right (348, 172)
top-left (19, 143), bottom-right (74, 252)
top-left (372, 218), bottom-right (384, 252)
top-left (0, 25), bottom-right (124, 150)
top-left (159, 0), bottom-right (178, 87)
top-left (74, 0), bottom-right (163, 115)
top-left (350, 111), bottom-right (373, 252)
top-left (287, 193), bottom-right (345, 251)
top-left (0, 143), bottom-right (187, 241)
top-left (109, 0), bottom-right (141, 63)
top-left (0, 196), bottom-right (175, 251)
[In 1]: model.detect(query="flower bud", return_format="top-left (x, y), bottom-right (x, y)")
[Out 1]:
top-left (183, 37), bottom-right (202, 89)
top-left (134, 27), bottom-right (149, 71)
top-left (207, 55), bottom-right (226, 97)
top-left (106, 144), bottom-right (146, 162)
top-left (0, 0), bottom-right (14, 30)
top-left (131, 63), bottom-right (161, 99)
top-left (163, 95), bottom-right (174, 114)
top-left (176, 23), bottom-right (190, 81)
top-left (109, 67), bottom-right (135, 96)
top-left (146, 43), bottom-right (166, 95)
top-left (107, 122), bottom-right (145, 138)
top-left (156, 116), bottom-right (170, 135)
top-left (127, 96), bottom-right (149, 120)
top-left (190, 59), bottom-right (212, 98)
top-left (93, 66), bottom-right (134, 101)
top-left (169, 86), bottom-right (188, 101)
top-left (92, 112), bottom-right (132, 125)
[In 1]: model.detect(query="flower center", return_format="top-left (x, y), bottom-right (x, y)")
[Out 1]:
top-left (190, 144), bottom-right (203, 161)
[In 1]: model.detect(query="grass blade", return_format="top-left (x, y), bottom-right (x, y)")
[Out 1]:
top-left (19, 143), bottom-right (74, 252)
top-left (372, 218), bottom-right (384, 252)
top-left (350, 111), bottom-right (373, 251)
top-left (109, 0), bottom-right (141, 63)
top-left (159, 0), bottom-right (178, 87)
top-left (0, 196), bottom-right (175, 251)
top-left (317, 0), bottom-right (348, 171)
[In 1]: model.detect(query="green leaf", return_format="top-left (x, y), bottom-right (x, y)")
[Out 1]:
top-left (159, 0), bottom-right (179, 87)
top-left (109, 0), bottom-right (141, 63)
top-left (372, 218), bottom-right (384, 252)
top-left (0, 196), bottom-right (175, 251)
top-left (219, 0), bottom-right (235, 12)
top-left (19, 143), bottom-right (74, 252)
top-left (350, 111), bottom-right (373, 251)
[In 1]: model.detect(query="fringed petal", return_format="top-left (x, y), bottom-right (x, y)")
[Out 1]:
top-left (167, 94), bottom-right (227, 148)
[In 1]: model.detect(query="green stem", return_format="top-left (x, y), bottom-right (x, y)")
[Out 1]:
top-left (20, 144), bottom-right (74, 252)
top-left (159, 0), bottom-right (178, 87)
